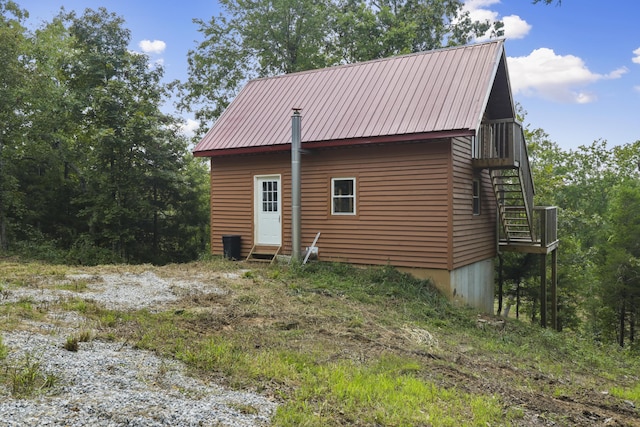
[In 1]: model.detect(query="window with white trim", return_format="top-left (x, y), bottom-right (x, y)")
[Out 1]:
top-left (472, 178), bottom-right (481, 215)
top-left (331, 178), bottom-right (356, 215)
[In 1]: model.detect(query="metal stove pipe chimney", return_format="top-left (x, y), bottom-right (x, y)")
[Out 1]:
top-left (291, 108), bottom-right (302, 262)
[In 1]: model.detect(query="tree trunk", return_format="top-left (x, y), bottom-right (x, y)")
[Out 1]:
top-left (153, 185), bottom-right (158, 260)
top-left (619, 299), bottom-right (625, 347)
top-left (0, 215), bottom-right (6, 251)
top-left (0, 138), bottom-right (6, 251)
top-left (498, 254), bottom-right (504, 316)
top-left (516, 281), bottom-right (521, 320)
top-left (630, 301), bottom-right (636, 344)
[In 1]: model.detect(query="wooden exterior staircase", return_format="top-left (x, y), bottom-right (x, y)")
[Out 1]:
top-left (473, 119), bottom-right (559, 329)
top-left (473, 119), bottom-right (558, 254)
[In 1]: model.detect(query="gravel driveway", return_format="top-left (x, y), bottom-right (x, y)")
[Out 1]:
top-left (0, 270), bottom-right (277, 426)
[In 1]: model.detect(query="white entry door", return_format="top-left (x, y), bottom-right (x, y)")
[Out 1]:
top-left (255, 175), bottom-right (282, 245)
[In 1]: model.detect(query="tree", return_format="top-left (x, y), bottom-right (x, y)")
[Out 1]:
top-left (599, 180), bottom-right (640, 347)
top-left (332, 0), bottom-right (502, 63)
top-left (0, 1), bottom-right (29, 250)
top-left (13, 15), bottom-right (84, 248)
top-left (0, 6), bottom-right (209, 264)
top-left (179, 0), bottom-right (503, 135)
top-left (58, 8), bottom-right (209, 264)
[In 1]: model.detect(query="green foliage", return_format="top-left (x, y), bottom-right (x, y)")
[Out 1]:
top-left (0, 0), bottom-right (29, 251)
top-left (597, 180), bottom-right (640, 346)
top-left (0, 5), bottom-right (209, 265)
top-left (524, 111), bottom-right (640, 344)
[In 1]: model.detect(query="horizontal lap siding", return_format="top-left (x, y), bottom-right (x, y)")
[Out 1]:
top-left (451, 137), bottom-right (496, 269)
top-left (302, 142), bottom-right (450, 268)
top-left (210, 155), bottom-right (292, 257)
top-left (210, 141), bottom-right (451, 269)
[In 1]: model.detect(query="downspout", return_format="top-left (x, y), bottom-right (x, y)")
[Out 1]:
top-left (291, 109), bottom-right (302, 262)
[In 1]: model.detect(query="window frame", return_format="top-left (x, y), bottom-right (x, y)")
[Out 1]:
top-left (331, 177), bottom-right (356, 216)
top-left (472, 178), bottom-right (481, 216)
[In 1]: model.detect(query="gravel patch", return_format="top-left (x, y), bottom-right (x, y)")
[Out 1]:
top-left (88, 271), bottom-right (226, 311)
top-left (1, 271), bottom-right (226, 311)
top-left (0, 270), bottom-right (278, 426)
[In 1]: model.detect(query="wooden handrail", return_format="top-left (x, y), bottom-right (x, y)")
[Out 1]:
top-left (476, 120), bottom-right (535, 228)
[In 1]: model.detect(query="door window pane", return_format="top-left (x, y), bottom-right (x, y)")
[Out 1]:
top-left (262, 180), bottom-right (278, 212)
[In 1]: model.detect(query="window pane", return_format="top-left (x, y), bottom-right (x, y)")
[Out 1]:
top-left (334, 197), bottom-right (354, 213)
top-left (472, 179), bottom-right (480, 215)
top-left (334, 179), bottom-right (353, 196)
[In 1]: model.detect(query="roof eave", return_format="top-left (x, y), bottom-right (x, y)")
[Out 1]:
top-left (193, 129), bottom-right (475, 158)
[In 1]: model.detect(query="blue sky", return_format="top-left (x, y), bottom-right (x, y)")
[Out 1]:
top-left (17, 0), bottom-right (640, 151)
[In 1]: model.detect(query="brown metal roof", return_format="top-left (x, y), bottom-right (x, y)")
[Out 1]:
top-left (194, 40), bottom-right (506, 157)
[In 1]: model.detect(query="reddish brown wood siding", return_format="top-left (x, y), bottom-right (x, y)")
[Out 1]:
top-left (451, 137), bottom-right (497, 269)
top-left (210, 139), bottom-right (494, 270)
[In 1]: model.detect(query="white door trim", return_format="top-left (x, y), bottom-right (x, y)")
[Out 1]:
top-left (254, 175), bottom-right (282, 246)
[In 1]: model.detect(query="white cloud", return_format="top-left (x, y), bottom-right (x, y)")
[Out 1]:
top-left (180, 119), bottom-right (199, 138)
top-left (508, 48), bottom-right (628, 103)
top-left (502, 15), bottom-right (532, 40)
top-left (139, 39), bottom-right (166, 54)
top-left (463, 0), bottom-right (531, 41)
top-left (633, 47), bottom-right (640, 64)
top-left (635, 85), bottom-right (640, 93)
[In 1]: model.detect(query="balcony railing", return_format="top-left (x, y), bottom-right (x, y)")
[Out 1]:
top-left (500, 206), bottom-right (557, 244)
top-left (475, 120), bottom-right (534, 226)
top-left (533, 206), bottom-right (558, 247)
top-left (473, 119), bottom-right (523, 166)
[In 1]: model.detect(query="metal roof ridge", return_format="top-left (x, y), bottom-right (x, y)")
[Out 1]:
top-left (248, 39), bottom-right (506, 83)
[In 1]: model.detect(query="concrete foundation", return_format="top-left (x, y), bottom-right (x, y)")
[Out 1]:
top-left (399, 258), bottom-right (495, 313)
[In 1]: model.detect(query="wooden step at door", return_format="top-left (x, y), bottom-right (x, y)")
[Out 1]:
top-left (246, 245), bottom-right (281, 264)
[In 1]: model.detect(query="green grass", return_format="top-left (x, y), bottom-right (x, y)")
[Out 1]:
top-left (275, 356), bottom-right (506, 427)
top-left (611, 382), bottom-right (640, 406)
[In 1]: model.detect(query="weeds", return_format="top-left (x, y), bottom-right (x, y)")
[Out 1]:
top-left (63, 329), bottom-right (92, 352)
top-left (0, 336), bottom-right (7, 360)
top-left (63, 336), bottom-right (79, 352)
top-left (6, 352), bottom-right (58, 398)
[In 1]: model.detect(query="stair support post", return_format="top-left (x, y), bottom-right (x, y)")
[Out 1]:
top-left (540, 253), bottom-right (547, 328)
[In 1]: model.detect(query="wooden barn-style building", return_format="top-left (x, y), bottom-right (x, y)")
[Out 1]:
top-left (194, 39), bottom-right (559, 318)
